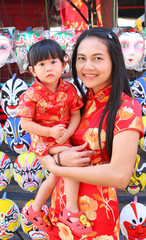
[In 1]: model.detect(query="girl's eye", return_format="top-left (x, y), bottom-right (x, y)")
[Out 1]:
top-left (40, 63), bottom-right (44, 66)
top-left (51, 60), bottom-right (57, 64)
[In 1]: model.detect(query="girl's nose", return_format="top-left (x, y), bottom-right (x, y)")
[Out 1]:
top-left (46, 64), bottom-right (52, 71)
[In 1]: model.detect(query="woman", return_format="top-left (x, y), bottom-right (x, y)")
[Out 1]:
top-left (38, 27), bottom-right (144, 240)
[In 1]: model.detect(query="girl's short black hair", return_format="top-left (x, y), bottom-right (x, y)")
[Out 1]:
top-left (28, 39), bottom-right (65, 67)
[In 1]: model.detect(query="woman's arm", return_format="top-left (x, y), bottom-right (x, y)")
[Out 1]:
top-left (39, 130), bottom-right (140, 189)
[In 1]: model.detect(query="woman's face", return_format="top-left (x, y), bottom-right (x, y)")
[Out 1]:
top-left (76, 36), bottom-right (112, 94)
top-left (119, 32), bottom-right (144, 70)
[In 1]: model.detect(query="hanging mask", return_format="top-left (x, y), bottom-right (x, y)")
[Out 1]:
top-left (0, 35), bottom-right (11, 68)
top-left (3, 117), bottom-right (31, 154)
top-left (15, 31), bottom-right (43, 73)
top-left (118, 29), bottom-right (145, 70)
top-left (139, 116), bottom-right (146, 151)
top-left (0, 27), bottom-right (16, 67)
top-left (0, 123), bottom-right (4, 146)
top-left (51, 31), bottom-right (76, 54)
top-left (125, 147), bottom-right (146, 194)
top-left (0, 192), bottom-right (21, 239)
top-left (21, 199), bottom-right (49, 239)
top-left (13, 151), bottom-right (45, 192)
top-left (120, 197), bottom-right (146, 240)
top-left (0, 152), bottom-right (13, 191)
top-left (1, 73), bottom-right (28, 117)
top-left (51, 31), bottom-right (76, 74)
top-left (131, 73), bottom-right (146, 115)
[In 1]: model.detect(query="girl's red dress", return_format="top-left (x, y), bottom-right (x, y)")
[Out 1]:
top-left (17, 78), bottom-right (83, 155)
top-left (45, 84), bottom-right (144, 240)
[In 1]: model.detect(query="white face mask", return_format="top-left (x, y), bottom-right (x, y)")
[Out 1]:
top-left (0, 36), bottom-right (11, 68)
top-left (119, 32), bottom-right (145, 70)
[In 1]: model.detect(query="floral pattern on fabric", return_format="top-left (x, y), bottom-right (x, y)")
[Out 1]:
top-left (17, 78), bottom-right (83, 155)
top-left (41, 84), bottom-right (144, 239)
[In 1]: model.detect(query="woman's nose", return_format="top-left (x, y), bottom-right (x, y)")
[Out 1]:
top-left (84, 60), bottom-right (95, 70)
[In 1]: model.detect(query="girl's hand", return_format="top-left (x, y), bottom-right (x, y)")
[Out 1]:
top-left (49, 124), bottom-right (65, 139)
top-left (56, 129), bottom-right (70, 144)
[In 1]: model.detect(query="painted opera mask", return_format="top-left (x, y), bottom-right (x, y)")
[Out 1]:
top-left (3, 117), bottom-right (31, 154)
top-left (13, 151), bottom-right (45, 192)
top-left (1, 74), bottom-right (28, 118)
top-left (118, 29), bottom-right (145, 70)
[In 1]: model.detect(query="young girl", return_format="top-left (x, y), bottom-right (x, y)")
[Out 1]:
top-left (37, 27), bottom-right (144, 240)
top-left (17, 39), bottom-right (92, 235)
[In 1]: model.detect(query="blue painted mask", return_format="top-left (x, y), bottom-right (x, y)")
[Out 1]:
top-left (3, 117), bottom-right (31, 154)
top-left (131, 73), bottom-right (146, 115)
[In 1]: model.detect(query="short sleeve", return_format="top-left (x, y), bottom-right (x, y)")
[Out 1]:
top-left (69, 85), bottom-right (84, 111)
top-left (17, 90), bottom-right (36, 118)
top-left (114, 98), bottom-right (144, 139)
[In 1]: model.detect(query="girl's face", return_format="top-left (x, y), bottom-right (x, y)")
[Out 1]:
top-left (76, 36), bottom-right (112, 94)
top-left (29, 57), bottom-right (66, 90)
top-left (119, 32), bottom-right (145, 70)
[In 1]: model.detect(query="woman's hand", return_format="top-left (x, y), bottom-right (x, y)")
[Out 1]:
top-left (36, 142), bottom-right (95, 173)
top-left (54, 142), bottom-right (95, 167)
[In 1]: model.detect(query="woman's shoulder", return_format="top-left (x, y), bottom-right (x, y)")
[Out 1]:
top-left (120, 92), bottom-right (142, 114)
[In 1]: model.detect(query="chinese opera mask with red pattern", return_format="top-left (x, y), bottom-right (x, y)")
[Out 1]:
top-left (13, 151), bottom-right (45, 192)
top-left (0, 151), bottom-right (13, 191)
top-left (120, 198), bottom-right (146, 240)
top-left (51, 31), bottom-right (76, 74)
top-left (21, 199), bottom-right (49, 239)
top-left (0, 193), bottom-right (21, 239)
top-left (15, 31), bottom-right (43, 73)
top-left (3, 117), bottom-right (31, 154)
top-left (1, 73), bottom-right (28, 117)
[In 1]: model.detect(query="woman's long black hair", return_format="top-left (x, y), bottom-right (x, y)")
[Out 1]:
top-left (72, 27), bottom-right (132, 160)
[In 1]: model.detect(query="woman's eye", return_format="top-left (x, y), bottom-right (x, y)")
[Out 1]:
top-left (77, 57), bottom-right (85, 61)
top-left (95, 57), bottom-right (101, 60)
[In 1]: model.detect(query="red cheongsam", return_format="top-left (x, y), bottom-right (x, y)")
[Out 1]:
top-left (17, 78), bottom-right (83, 155)
top-left (46, 84), bottom-right (144, 240)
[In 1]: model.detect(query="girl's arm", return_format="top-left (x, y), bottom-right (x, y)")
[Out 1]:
top-left (20, 117), bottom-right (65, 138)
top-left (67, 110), bottom-right (81, 136)
top-left (56, 110), bottom-right (81, 144)
top-left (40, 130), bottom-right (140, 189)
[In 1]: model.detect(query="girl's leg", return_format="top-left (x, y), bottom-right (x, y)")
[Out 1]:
top-left (32, 173), bottom-right (58, 217)
top-left (64, 178), bottom-right (80, 222)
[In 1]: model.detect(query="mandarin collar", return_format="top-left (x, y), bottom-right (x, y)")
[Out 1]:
top-left (34, 77), bottom-right (62, 94)
top-left (88, 84), bottom-right (112, 101)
